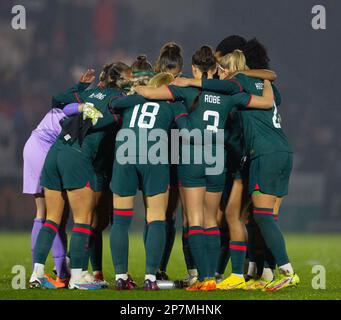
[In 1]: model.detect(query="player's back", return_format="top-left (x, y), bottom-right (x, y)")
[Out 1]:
top-left (168, 85), bottom-right (237, 145)
top-left (234, 74), bottom-right (292, 159)
top-left (115, 97), bottom-right (185, 161)
top-left (32, 108), bottom-right (66, 144)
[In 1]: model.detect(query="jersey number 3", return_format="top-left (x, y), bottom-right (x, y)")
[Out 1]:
top-left (129, 102), bottom-right (160, 129)
top-left (203, 110), bottom-right (219, 133)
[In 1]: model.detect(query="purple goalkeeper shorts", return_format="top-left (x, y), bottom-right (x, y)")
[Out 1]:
top-left (23, 134), bottom-right (53, 194)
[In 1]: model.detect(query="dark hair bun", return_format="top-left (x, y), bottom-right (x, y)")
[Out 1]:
top-left (192, 45), bottom-right (216, 73)
top-left (162, 43), bottom-right (181, 55)
top-left (137, 55), bottom-right (147, 62)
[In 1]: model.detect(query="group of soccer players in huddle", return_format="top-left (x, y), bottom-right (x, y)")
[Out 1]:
top-left (24, 34), bottom-right (300, 292)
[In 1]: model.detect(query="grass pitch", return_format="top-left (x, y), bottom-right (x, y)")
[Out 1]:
top-left (0, 233), bottom-right (340, 300)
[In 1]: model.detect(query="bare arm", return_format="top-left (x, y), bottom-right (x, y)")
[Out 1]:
top-left (234, 69), bottom-right (277, 81)
top-left (248, 80), bottom-right (274, 109)
top-left (171, 77), bottom-right (202, 88)
top-left (134, 85), bottom-right (174, 100)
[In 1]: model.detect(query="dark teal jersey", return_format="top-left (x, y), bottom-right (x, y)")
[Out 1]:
top-left (167, 85), bottom-right (252, 147)
top-left (110, 94), bottom-right (190, 159)
top-left (202, 74), bottom-right (292, 159)
top-left (53, 85), bottom-right (123, 160)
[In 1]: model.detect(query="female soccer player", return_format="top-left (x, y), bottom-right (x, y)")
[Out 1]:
top-left (29, 63), bottom-right (126, 290)
top-left (108, 72), bottom-right (191, 290)
top-left (135, 46), bottom-right (275, 291)
top-left (24, 69), bottom-right (97, 288)
top-left (153, 42), bottom-right (197, 283)
top-left (175, 50), bottom-right (300, 292)
top-left (155, 42), bottom-right (183, 77)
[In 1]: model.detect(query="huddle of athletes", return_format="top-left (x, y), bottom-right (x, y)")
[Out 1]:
top-left (24, 35), bottom-right (300, 292)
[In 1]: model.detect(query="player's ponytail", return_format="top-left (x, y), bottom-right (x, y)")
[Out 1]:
top-left (131, 55), bottom-right (153, 73)
top-left (220, 49), bottom-right (247, 74)
top-left (99, 62), bottom-right (130, 90)
top-left (148, 72), bottom-right (174, 88)
top-left (155, 42), bottom-right (183, 75)
top-left (190, 46), bottom-right (217, 112)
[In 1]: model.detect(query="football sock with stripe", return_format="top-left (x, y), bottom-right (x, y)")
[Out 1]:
top-left (31, 218), bottom-right (44, 269)
top-left (110, 209), bottom-right (134, 274)
top-left (253, 208), bottom-right (291, 270)
top-left (69, 224), bottom-right (91, 275)
top-left (51, 223), bottom-right (68, 278)
top-left (216, 226), bottom-right (230, 275)
top-left (182, 226), bottom-right (196, 271)
top-left (34, 220), bottom-right (59, 267)
top-left (188, 226), bottom-right (207, 281)
top-left (229, 241), bottom-right (247, 277)
top-left (145, 220), bottom-right (166, 276)
top-left (90, 229), bottom-right (103, 272)
top-left (205, 227), bottom-right (221, 278)
top-left (159, 218), bottom-right (176, 272)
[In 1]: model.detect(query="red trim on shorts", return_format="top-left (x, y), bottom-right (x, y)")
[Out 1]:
top-left (165, 85), bottom-right (175, 101)
top-left (113, 210), bottom-right (135, 216)
top-left (274, 216), bottom-right (279, 221)
top-left (86, 181), bottom-right (91, 189)
top-left (188, 229), bottom-right (205, 236)
top-left (174, 113), bottom-right (189, 121)
top-left (255, 184), bottom-right (260, 190)
top-left (72, 227), bottom-right (92, 235)
top-left (44, 223), bottom-right (58, 233)
top-left (253, 209), bottom-right (274, 215)
top-left (204, 230), bottom-right (220, 235)
top-left (229, 244), bottom-right (247, 251)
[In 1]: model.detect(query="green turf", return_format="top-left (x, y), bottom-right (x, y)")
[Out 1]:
top-left (0, 233), bottom-right (340, 300)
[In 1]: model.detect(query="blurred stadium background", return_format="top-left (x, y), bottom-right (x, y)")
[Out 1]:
top-left (0, 0), bottom-right (340, 232)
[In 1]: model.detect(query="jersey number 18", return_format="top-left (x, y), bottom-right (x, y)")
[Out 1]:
top-left (129, 103), bottom-right (160, 129)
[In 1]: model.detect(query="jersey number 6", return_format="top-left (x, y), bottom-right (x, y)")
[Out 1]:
top-left (272, 103), bottom-right (281, 128)
top-left (129, 102), bottom-right (160, 129)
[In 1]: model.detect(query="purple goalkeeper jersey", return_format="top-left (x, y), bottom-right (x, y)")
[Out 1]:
top-left (31, 108), bottom-right (66, 144)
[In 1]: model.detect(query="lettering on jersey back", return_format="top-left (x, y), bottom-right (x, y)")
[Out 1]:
top-left (204, 94), bottom-right (221, 104)
top-left (88, 93), bottom-right (107, 100)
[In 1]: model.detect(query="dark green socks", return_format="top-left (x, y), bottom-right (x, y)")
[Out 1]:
top-left (216, 226), bottom-right (230, 275)
top-left (35, 220), bottom-right (59, 265)
top-left (229, 241), bottom-right (247, 275)
top-left (70, 223), bottom-right (91, 269)
top-left (253, 208), bottom-right (289, 266)
top-left (110, 209), bottom-right (134, 274)
top-left (188, 226), bottom-right (207, 281)
top-left (182, 227), bottom-right (196, 271)
top-left (205, 227), bottom-right (221, 278)
top-left (145, 220), bottom-right (166, 275)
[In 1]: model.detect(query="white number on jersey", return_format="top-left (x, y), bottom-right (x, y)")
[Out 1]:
top-left (203, 110), bottom-right (220, 133)
top-left (129, 102), bottom-right (160, 129)
top-left (272, 103), bottom-right (281, 128)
